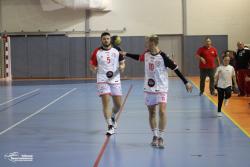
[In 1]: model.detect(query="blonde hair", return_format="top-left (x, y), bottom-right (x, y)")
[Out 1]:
top-left (147, 34), bottom-right (159, 45)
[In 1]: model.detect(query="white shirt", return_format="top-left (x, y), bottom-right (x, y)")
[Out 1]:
top-left (90, 47), bottom-right (124, 84)
top-left (215, 65), bottom-right (235, 88)
top-left (140, 51), bottom-right (177, 93)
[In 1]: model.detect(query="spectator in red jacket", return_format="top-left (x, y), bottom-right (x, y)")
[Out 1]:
top-left (196, 37), bottom-right (220, 96)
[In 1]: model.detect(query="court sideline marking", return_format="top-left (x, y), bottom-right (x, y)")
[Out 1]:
top-left (93, 84), bottom-right (133, 167)
top-left (190, 79), bottom-right (250, 138)
top-left (0, 89), bottom-right (40, 106)
top-left (0, 88), bottom-right (77, 136)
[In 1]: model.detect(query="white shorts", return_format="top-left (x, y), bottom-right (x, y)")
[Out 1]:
top-left (144, 92), bottom-right (167, 106)
top-left (97, 83), bottom-right (122, 96)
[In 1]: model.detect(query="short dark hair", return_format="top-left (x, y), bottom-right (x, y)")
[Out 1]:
top-left (101, 32), bottom-right (110, 38)
top-left (222, 52), bottom-right (230, 59)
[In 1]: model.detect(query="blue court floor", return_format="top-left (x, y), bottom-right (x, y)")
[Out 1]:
top-left (0, 79), bottom-right (249, 167)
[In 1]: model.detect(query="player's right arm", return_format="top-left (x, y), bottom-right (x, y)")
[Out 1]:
top-left (89, 64), bottom-right (97, 73)
top-left (89, 48), bottom-right (99, 73)
top-left (214, 67), bottom-right (220, 88)
top-left (196, 48), bottom-right (206, 64)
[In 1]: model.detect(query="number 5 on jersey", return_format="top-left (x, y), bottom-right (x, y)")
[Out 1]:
top-left (107, 56), bottom-right (111, 64)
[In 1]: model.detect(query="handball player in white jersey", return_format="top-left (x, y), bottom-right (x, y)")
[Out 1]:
top-left (120, 35), bottom-right (192, 148)
top-left (89, 32), bottom-right (125, 135)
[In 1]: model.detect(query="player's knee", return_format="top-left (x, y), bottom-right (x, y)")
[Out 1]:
top-left (117, 102), bottom-right (122, 109)
top-left (114, 103), bottom-right (122, 111)
top-left (149, 110), bottom-right (156, 117)
top-left (159, 109), bottom-right (165, 116)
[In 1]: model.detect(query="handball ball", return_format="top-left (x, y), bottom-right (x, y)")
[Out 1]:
top-left (112, 35), bottom-right (122, 46)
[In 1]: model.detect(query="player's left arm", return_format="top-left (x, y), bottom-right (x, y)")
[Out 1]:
top-left (161, 53), bottom-right (193, 93)
top-left (89, 48), bottom-right (99, 73)
top-left (232, 68), bottom-right (238, 89)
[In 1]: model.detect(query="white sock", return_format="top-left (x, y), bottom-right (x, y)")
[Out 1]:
top-left (152, 128), bottom-right (158, 137)
top-left (158, 129), bottom-right (164, 138)
top-left (107, 118), bottom-right (112, 126)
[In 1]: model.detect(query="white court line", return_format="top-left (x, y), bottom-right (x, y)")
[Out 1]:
top-left (0, 88), bottom-right (77, 136)
top-left (0, 89), bottom-right (40, 106)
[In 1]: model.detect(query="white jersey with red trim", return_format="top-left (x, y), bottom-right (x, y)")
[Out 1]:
top-left (140, 51), bottom-right (177, 93)
top-left (90, 47), bottom-right (124, 84)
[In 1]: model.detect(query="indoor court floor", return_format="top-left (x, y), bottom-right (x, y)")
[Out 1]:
top-left (0, 78), bottom-right (249, 167)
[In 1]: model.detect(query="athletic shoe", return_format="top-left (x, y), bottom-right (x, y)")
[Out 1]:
top-left (151, 136), bottom-right (158, 147)
top-left (158, 137), bottom-right (165, 149)
top-left (111, 116), bottom-right (117, 129)
top-left (211, 92), bottom-right (217, 96)
top-left (217, 112), bottom-right (223, 117)
top-left (106, 125), bottom-right (115, 136)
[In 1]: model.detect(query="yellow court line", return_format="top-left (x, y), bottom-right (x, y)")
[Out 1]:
top-left (189, 79), bottom-right (250, 138)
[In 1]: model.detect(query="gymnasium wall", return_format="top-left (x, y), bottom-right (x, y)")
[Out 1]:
top-left (89, 0), bottom-right (183, 36)
top-left (1, 0), bottom-right (183, 78)
top-left (10, 35), bottom-right (228, 78)
top-left (186, 0), bottom-right (250, 50)
top-left (1, 0), bottom-right (249, 78)
top-left (10, 36), bottom-right (145, 79)
top-left (0, 0), bottom-right (86, 33)
top-left (0, 0), bottom-right (2, 32)
top-left (183, 35), bottom-right (228, 76)
top-left (0, 0), bottom-right (183, 35)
